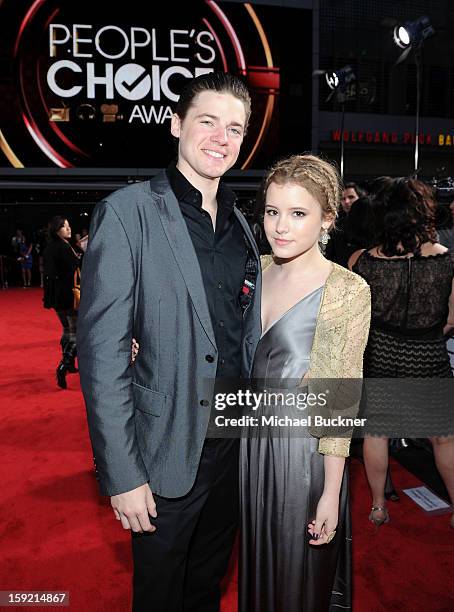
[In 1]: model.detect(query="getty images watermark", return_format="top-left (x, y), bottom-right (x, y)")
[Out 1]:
top-left (213, 389), bottom-right (366, 429)
top-left (204, 377), bottom-right (454, 439)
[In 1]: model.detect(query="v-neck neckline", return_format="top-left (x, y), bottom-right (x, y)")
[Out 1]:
top-left (260, 284), bottom-right (324, 340)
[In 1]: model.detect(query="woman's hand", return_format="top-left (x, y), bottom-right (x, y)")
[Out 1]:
top-left (131, 338), bottom-right (140, 363)
top-left (307, 492), bottom-right (339, 546)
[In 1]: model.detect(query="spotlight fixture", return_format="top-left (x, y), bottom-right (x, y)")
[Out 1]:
top-left (393, 25), bottom-right (411, 49)
top-left (325, 65), bottom-right (355, 91)
top-left (317, 65), bottom-right (356, 178)
top-left (392, 15), bottom-right (435, 177)
top-left (393, 15), bottom-right (434, 52)
top-left (325, 72), bottom-right (339, 90)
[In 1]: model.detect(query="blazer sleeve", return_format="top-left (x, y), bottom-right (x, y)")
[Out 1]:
top-left (317, 281), bottom-right (371, 457)
top-left (77, 200), bottom-right (148, 496)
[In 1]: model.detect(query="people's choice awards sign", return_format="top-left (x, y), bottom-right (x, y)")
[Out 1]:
top-left (0, 0), bottom-right (282, 169)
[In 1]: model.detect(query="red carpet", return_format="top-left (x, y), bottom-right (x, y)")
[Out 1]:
top-left (0, 288), bottom-right (453, 611)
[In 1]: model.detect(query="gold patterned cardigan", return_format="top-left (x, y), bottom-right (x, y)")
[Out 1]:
top-left (261, 255), bottom-right (371, 457)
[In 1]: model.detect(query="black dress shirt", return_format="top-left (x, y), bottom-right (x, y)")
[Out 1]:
top-left (166, 162), bottom-right (248, 379)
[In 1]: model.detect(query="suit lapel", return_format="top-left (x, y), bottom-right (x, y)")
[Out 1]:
top-left (233, 208), bottom-right (262, 376)
top-left (152, 182), bottom-right (217, 349)
top-left (234, 208), bottom-right (260, 261)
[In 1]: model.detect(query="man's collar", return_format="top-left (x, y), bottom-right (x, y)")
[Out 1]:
top-left (166, 161), bottom-right (237, 211)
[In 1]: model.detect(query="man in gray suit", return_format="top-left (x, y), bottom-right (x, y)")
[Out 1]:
top-left (77, 72), bottom-right (261, 611)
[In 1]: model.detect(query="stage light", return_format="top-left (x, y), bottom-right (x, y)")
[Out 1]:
top-left (393, 25), bottom-right (411, 49)
top-left (318, 65), bottom-right (356, 178)
top-left (392, 16), bottom-right (435, 177)
top-left (325, 65), bottom-right (355, 91)
top-left (325, 72), bottom-right (339, 90)
top-left (393, 15), bottom-right (434, 51)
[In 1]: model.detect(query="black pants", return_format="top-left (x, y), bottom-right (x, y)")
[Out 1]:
top-left (132, 438), bottom-right (239, 612)
top-left (55, 308), bottom-right (78, 347)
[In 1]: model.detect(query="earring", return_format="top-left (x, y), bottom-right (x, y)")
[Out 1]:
top-left (319, 228), bottom-right (330, 245)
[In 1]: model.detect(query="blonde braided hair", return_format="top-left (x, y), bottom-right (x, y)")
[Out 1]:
top-left (262, 154), bottom-right (342, 224)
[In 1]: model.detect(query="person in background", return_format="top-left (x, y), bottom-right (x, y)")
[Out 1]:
top-left (11, 229), bottom-right (24, 256)
top-left (326, 181), bottom-right (368, 266)
top-left (438, 199), bottom-right (454, 253)
top-left (342, 195), bottom-right (376, 258)
top-left (341, 181), bottom-right (367, 214)
top-left (367, 176), bottom-right (393, 199)
top-left (35, 226), bottom-right (48, 288)
top-left (349, 178), bottom-right (454, 530)
top-left (43, 216), bottom-right (81, 389)
top-left (343, 195), bottom-right (400, 502)
top-left (8, 229), bottom-right (23, 286)
top-left (17, 234), bottom-right (33, 287)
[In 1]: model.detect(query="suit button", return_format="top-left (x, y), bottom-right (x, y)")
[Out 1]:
top-left (200, 399), bottom-right (209, 407)
top-left (205, 354), bottom-right (214, 363)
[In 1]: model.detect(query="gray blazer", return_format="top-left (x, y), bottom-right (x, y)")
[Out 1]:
top-left (77, 171), bottom-right (261, 497)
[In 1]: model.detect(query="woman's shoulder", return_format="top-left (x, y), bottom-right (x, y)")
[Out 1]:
top-left (420, 241), bottom-right (448, 256)
top-left (329, 262), bottom-right (370, 293)
top-left (347, 248), bottom-right (366, 270)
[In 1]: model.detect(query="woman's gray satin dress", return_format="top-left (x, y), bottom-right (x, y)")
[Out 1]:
top-left (240, 287), bottom-right (352, 612)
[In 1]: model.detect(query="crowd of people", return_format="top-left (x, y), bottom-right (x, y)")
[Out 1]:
top-left (3, 71), bottom-right (454, 611)
top-left (2, 226), bottom-right (88, 289)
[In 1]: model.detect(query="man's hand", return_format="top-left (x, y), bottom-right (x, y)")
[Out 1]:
top-left (111, 483), bottom-right (157, 533)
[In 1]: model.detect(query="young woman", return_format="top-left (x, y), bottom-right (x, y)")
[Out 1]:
top-left (43, 216), bottom-right (81, 389)
top-left (349, 178), bottom-right (454, 529)
top-left (240, 155), bottom-right (371, 611)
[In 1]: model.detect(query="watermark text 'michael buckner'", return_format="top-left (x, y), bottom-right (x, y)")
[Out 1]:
top-left (214, 415), bottom-right (367, 428)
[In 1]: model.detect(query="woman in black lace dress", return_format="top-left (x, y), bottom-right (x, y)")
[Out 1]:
top-left (348, 178), bottom-right (454, 529)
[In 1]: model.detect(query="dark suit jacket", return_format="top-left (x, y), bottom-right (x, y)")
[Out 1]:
top-left (77, 172), bottom-right (261, 497)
